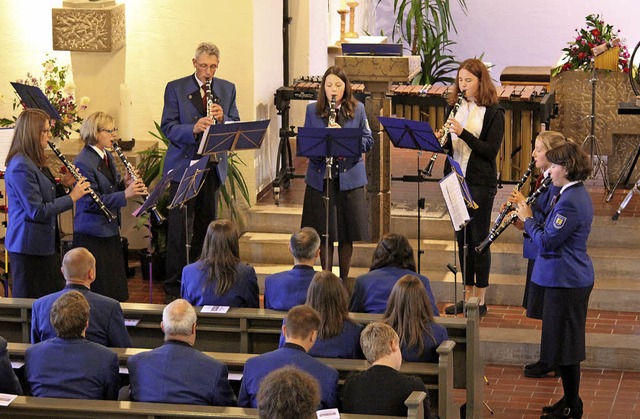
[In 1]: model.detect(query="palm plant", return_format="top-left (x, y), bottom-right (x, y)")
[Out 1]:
top-left (385, 0), bottom-right (467, 85)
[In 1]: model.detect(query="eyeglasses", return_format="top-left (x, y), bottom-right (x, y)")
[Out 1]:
top-left (41, 128), bottom-right (52, 134)
top-left (100, 128), bottom-right (118, 134)
top-left (196, 63), bottom-right (218, 71)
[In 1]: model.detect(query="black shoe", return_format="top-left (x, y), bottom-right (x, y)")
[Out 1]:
top-left (541, 398), bottom-right (582, 418)
top-left (444, 301), bottom-right (465, 315)
top-left (524, 362), bottom-right (557, 378)
top-left (542, 397), bottom-right (565, 414)
top-left (479, 304), bottom-right (488, 317)
top-left (525, 360), bottom-right (542, 370)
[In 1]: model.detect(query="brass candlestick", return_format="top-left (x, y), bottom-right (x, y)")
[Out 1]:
top-left (345, 1), bottom-right (359, 38)
top-left (336, 8), bottom-right (349, 46)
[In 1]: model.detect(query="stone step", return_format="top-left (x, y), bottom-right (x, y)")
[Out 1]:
top-left (240, 232), bottom-right (640, 281)
top-left (249, 263), bottom-right (640, 312)
top-left (479, 326), bottom-right (640, 371)
top-left (247, 205), bottom-right (640, 248)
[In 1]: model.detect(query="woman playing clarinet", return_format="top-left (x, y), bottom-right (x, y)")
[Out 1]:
top-left (300, 66), bottom-right (373, 283)
top-left (442, 59), bottom-right (505, 317)
top-left (5, 108), bottom-right (90, 298)
top-left (73, 111), bottom-right (146, 301)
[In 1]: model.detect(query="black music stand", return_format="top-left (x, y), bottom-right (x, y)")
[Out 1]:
top-left (132, 170), bottom-right (174, 302)
top-left (11, 82), bottom-right (61, 120)
top-left (168, 156), bottom-right (210, 265)
top-left (198, 119), bottom-right (270, 155)
top-left (297, 127), bottom-right (364, 269)
top-left (378, 116), bottom-right (441, 273)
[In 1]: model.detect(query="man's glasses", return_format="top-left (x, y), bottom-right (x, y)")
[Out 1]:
top-left (196, 63), bottom-right (218, 71)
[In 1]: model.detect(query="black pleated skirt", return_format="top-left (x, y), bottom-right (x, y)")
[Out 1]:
top-left (8, 252), bottom-right (64, 298)
top-left (539, 284), bottom-right (593, 366)
top-left (73, 233), bottom-right (129, 302)
top-left (301, 181), bottom-right (370, 243)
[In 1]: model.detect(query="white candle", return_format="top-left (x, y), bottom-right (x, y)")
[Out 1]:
top-left (340, 0), bottom-right (347, 9)
top-left (119, 83), bottom-right (133, 141)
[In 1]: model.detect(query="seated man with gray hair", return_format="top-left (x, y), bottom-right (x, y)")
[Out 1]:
top-left (264, 227), bottom-right (321, 311)
top-left (127, 299), bottom-right (236, 406)
top-left (340, 322), bottom-right (431, 417)
top-left (25, 291), bottom-right (119, 400)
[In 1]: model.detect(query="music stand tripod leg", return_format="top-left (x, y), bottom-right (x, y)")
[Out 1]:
top-left (612, 178), bottom-right (640, 220)
top-left (607, 143), bottom-right (640, 202)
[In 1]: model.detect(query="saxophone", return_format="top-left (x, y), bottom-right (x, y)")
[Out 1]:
top-left (48, 141), bottom-right (117, 222)
top-left (475, 176), bottom-right (552, 254)
top-left (424, 90), bottom-right (465, 176)
top-left (111, 140), bottom-right (165, 224)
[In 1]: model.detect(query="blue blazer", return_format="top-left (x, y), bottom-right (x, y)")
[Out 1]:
top-left (525, 183), bottom-right (594, 288)
top-left (181, 260), bottom-right (259, 308)
top-left (73, 146), bottom-right (126, 237)
top-left (523, 181), bottom-right (560, 260)
top-left (303, 102), bottom-right (373, 192)
top-left (264, 265), bottom-right (317, 311)
top-left (128, 340), bottom-right (237, 406)
top-left (0, 336), bottom-right (22, 395)
top-left (400, 324), bottom-right (449, 363)
top-left (161, 74), bottom-right (240, 183)
top-left (349, 266), bottom-right (440, 315)
top-left (31, 284), bottom-right (132, 348)
top-left (238, 344), bottom-right (339, 409)
top-left (25, 337), bottom-right (119, 400)
top-left (5, 154), bottom-right (73, 255)
top-left (279, 319), bottom-right (364, 359)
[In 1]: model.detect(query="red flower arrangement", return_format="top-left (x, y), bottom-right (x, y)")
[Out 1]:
top-left (552, 14), bottom-right (630, 76)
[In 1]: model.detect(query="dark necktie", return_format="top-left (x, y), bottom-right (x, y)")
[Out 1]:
top-left (550, 193), bottom-right (560, 207)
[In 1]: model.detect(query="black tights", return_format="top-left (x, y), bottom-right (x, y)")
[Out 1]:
top-left (559, 364), bottom-right (581, 407)
top-left (320, 241), bottom-right (353, 280)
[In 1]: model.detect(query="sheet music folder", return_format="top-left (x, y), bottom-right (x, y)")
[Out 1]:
top-left (296, 127), bottom-right (363, 158)
top-left (378, 116), bottom-right (442, 152)
top-left (11, 82), bottom-right (61, 120)
top-left (168, 156), bottom-right (209, 210)
top-left (198, 119), bottom-right (270, 155)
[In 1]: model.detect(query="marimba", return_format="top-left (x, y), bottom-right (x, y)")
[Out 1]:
top-left (389, 83), bottom-right (552, 183)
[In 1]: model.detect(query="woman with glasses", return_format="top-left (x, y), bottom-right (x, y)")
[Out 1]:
top-left (73, 111), bottom-right (146, 301)
top-left (4, 108), bottom-right (90, 298)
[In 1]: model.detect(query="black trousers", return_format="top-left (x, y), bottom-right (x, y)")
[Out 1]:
top-left (456, 183), bottom-right (497, 288)
top-left (164, 164), bottom-right (220, 297)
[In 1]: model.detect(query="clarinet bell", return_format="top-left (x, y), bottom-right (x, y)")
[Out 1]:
top-left (150, 206), bottom-right (166, 224)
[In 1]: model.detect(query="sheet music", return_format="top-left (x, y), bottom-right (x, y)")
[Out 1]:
top-left (439, 172), bottom-right (471, 231)
top-left (201, 305), bottom-right (230, 313)
top-left (0, 393), bottom-right (18, 406)
top-left (0, 128), bottom-right (15, 171)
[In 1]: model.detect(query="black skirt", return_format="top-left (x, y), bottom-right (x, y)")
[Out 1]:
top-left (8, 252), bottom-right (64, 298)
top-left (73, 233), bottom-right (129, 302)
top-left (525, 279), bottom-right (546, 320)
top-left (301, 181), bottom-right (370, 243)
top-left (539, 284), bottom-right (593, 366)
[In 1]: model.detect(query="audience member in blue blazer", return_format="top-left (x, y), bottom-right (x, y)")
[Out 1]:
top-left (264, 227), bottom-right (320, 311)
top-left (301, 66), bottom-right (373, 281)
top-left (0, 336), bottom-right (22, 395)
top-left (31, 247), bottom-right (131, 347)
top-left (73, 112), bottom-right (147, 302)
top-left (4, 109), bottom-right (90, 298)
top-left (279, 271), bottom-right (363, 359)
top-left (516, 142), bottom-right (594, 418)
top-left (239, 305), bottom-right (339, 409)
top-left (181, 220), bottom-right (258, 307)
top-left (350, 234), bottom-right (439, 315)
top-left (127, 299), bottom-right (236, 406)
top-left (162, 42), bottom-right (240, 302)
top-left (25, 291), bottom-right (119, 400)
top-left (383, 275), bottom-right (448, 363)
top-left (507, 131), bottom-right (566, 378)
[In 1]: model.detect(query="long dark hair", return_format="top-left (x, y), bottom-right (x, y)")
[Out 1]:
top-left (449, 58), bottom-right (498, 107)
top-left (382, 274), bottom-right (437, 356)
top-left (315, 66), bottom-right (358, 120)
top-left (305, 271), bottom-right (352, 339)
top-left (5, 108), bottom-right (50, 167)
top-left (199, 219), bottom-right (240, 295)
top-left (370, 233), bottom-right (416, 272)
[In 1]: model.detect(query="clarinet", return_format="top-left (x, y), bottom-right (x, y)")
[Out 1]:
top-left (424, 90), bottom-right (465, 176)
top-left (204, 79), bottom-right (220, 124)
top-left (475, 176), bottom-right (552, 254)
top-left (48, 141), bottom-right (117, 222)
top-left (111, 140), bottom-right (165, 224)
top-left (329, 95), bottom-right (337, 126)
top-left (485, 159), bottom-right (536, 242)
